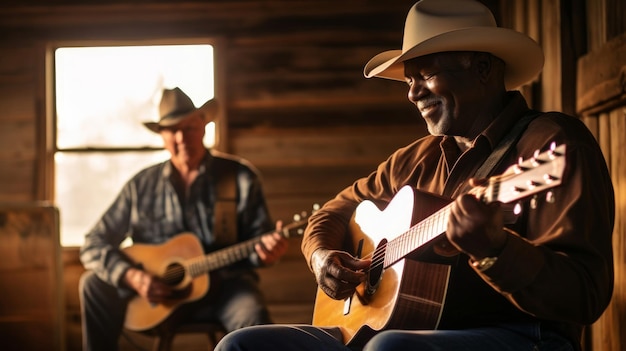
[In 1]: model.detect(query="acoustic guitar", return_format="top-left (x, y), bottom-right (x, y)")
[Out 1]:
top-left (312, 143), bottom-right (567, 348)
top-left (122, 209), bottom-right (315, 331)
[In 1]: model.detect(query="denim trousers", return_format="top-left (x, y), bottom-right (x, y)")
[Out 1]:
top-left (214, 323), bottom-right (575, 351)
top-left (79, 270), bottom-right (271, 351)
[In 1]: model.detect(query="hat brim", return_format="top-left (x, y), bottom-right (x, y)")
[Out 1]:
top-left (364, 27), bottom-right (544, 90)
top-left (143, 98), bottom-right (219, 133)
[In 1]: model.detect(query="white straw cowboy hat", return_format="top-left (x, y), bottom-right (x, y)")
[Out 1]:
top-left (363, 0), bottom-right (544, 90)
top-left (143, 87), bottom-right (219, 133)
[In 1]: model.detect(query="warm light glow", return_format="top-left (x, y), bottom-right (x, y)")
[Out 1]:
top-left (55, 44), bottom-right (216, 246)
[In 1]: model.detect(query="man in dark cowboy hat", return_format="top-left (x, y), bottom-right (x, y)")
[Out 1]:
top-left (79, 87), bottom-right (289, 351)
top-left (214, 0), bottom-right (614, 350)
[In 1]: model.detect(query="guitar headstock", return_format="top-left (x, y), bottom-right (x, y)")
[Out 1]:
top-left (281, 203), bottom-right (320, 238)
top-left (480, 143), bottom-right (566, 204)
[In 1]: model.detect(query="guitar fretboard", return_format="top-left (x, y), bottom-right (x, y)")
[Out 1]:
top-left (383, 204), bottom-right (451, 268)
top-left (184, 221), bottom-right (307, 278)
top-left (188, 238), bottom-right (260, 277)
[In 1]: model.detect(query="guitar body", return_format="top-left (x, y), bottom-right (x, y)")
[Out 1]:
top-left (312, 187), bottom-right (453, 348)
top-left (122, 233), bottom-right (209, 331)
top-left (119, 208), bottom-right (315, 332)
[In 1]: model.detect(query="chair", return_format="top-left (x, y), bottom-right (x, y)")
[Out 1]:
top-left (150, 322), bottom-right (226, 351)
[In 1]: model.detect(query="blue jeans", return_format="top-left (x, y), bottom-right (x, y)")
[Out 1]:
top-left (215, 323), bottom-right (575, 351)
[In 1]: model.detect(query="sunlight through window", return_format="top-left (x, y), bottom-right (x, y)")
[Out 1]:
top-left (55, 44), bottom-right (216, 246)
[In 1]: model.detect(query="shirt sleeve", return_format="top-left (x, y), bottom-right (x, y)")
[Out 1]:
top-left (79, 180), bottom-right (135, 292)
top-left (236, 163), bottom-right (275, 268)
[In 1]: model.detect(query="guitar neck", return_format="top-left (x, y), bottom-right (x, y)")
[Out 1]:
top-left (185, 220), bottom-right (307, 278)
top-left (383, 204), bottom-right (451, 268)
top-left (187, 237), bottom-right (261, 276)
top-left (381, 143), bottom-right (566, 269)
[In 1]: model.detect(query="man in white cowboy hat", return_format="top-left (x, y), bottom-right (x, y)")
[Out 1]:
top-left (214, 0), bottom-right (614, 351)
top-left (79, 87), bottom-right (289, 351)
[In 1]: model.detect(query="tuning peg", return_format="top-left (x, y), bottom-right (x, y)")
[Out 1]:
top-left (513, 202), bottom-right (523, 216)
top-left (293, 213), bottom-right (302, 221)
top-left (543, 173), bottom-right (559, 183)
top-left (514, 157), bottom-right (528, 174)
top-left (546, 191), bottom-right (555, 203)
top-left (530, 149), bottom-right (545, 167)
top-left (530, 195), bottom-right (538, 209)
top-left (548, 142), bottom-right (564, 158)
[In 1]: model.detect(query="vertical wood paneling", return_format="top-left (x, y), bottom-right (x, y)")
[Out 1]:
top-left (590, 106), bottom-right (626, 351)
top-left (585, 0), bottom-right (607, 51)
top-left (540, 0), bottom-right (562, 112)
top-left (577, 26), bottom-right (626, 351)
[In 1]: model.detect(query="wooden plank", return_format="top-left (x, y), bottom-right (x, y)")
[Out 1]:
top-left (0, 119), bottom-right (36, 160)
top-left (0, 160), bottom-right (35, 202)
top-left (230, 124), bottom-right (425, 168)
top-left (0, 203), bottom-right (64, 351)
top-left (585, 0), bottom-right (606, 52)
top-left (540, 0), bottom-right (563, 112)
top-left (260, 165), bottom-right (380, 197)
top-left (576, 33), bottom-right (626, 114)
top-left (257, 257), bottom-right (317, 304)
top-left (593, 107), bottom-right (626, 351)
top-left (228, 103), bottom-right (417, 130)
top-left (0, 46), bottom-right (36, 77)
top-left (0, 1), bottom-right (408, 30)
top-left (0, 84), bottom-right (37, 122)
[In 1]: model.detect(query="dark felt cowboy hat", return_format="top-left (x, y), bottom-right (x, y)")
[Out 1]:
top-left (143, 87), bottom-right (219, 133)
top-left (363, 0), bottom-right (544, 89)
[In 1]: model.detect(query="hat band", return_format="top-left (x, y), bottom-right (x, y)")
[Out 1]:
top-left (160, 108), bottom-right (195, 122)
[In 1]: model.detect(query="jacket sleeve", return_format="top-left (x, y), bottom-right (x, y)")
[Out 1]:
top-left (476, 124), bottom-right (615, 325)
top-left (301, 146), bottom-right (416, 270)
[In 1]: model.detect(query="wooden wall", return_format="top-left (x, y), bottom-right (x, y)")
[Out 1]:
top-left (0, 0), bottom-right (624, 350)
top-left (577, 32), bottom-right (626, 351)
top-left (0, 203), bottom-right (64, 351)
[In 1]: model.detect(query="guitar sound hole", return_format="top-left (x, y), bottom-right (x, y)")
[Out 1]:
top-left (366, 239), bottom-right (386, 296)
top-left (162, 263), bottom-right (185, 286)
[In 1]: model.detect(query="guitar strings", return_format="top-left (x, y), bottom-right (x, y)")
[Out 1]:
top-left (356, 174), bottom-right (510, 273)
top-left (347, 148), bottom-right (562, 275)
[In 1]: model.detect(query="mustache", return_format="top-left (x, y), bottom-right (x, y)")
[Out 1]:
top-left (416, 97), bottom-right (442, 112)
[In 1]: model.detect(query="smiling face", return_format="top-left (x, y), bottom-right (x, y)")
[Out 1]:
top-left (404, 51), bottom-right (495, 138)
top-left (159, 111), bottom-right (207, 171)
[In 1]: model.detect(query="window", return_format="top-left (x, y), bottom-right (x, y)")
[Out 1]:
top-left (54, 43), bottom-right (217, 247)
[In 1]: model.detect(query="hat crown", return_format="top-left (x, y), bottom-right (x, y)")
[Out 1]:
top-left (403, 0), bottom-right (496, 53)
top-left (159, 87), bottom-right (196, 120)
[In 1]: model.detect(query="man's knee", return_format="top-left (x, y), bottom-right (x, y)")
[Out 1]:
top-left (364, 330), bottom-right (430, 351)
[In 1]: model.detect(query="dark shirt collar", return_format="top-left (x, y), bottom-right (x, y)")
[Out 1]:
top-left (480, 91), bottom-right (532, 150)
